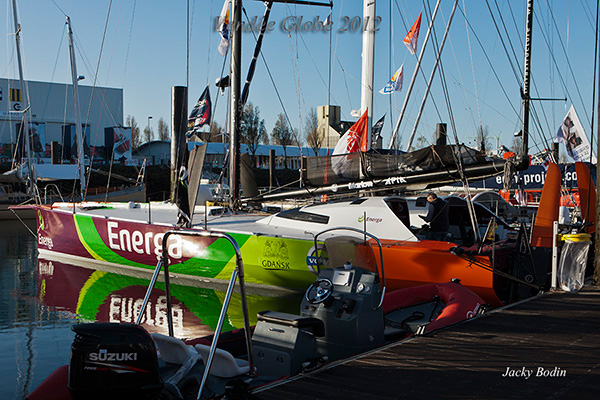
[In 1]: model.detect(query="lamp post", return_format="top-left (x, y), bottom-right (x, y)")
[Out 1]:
top-left (147, 116), bottom-right (153, 141)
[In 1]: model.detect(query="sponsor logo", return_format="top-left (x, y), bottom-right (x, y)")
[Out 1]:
top-left (384, 176), bottom-right (407, 185)
top-left (261, 240), bottom-right (290, 270)
top-left (349, 181), bottom-right (374, 190)
top-left (306, 244), bottom-right (329, 274)
top-left (89, 349), bottom-right (138, 362)
top-left (110, 295), bottom-right (185, 336)
top-left (38, 235), bottom-right (54, 249)
top-left (466, 303), bottom-right (481, 319)
top-left (357, 215), bottom-right (383, 224)
top-left (107, 221), bottom-right (182, 260)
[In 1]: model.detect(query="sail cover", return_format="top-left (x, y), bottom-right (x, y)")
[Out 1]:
top-left (304, 144), bottom-right (488, 187)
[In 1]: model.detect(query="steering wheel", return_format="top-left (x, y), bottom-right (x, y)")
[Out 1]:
top-left (305, 279), bottom-right (333, 304)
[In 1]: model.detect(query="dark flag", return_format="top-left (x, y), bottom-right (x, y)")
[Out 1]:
top-left (187, 86), bottom-right (212, 137)
top-left (371, 114), bottom-right (385, 144)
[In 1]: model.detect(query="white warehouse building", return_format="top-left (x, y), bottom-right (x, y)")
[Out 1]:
top-left (0, 77), bottom-right (123, 163)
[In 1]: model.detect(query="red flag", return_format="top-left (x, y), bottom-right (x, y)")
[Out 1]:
top-left (331, 110), bottom-right (369, 175)
top-left (403, 13), bottom-right (422, 55)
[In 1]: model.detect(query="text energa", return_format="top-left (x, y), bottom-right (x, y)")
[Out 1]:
top-left (107, 221), bottom-right (182, 260)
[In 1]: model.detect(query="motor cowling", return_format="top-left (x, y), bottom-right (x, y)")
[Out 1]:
top-left (68, 323), bottom-right (163, 400)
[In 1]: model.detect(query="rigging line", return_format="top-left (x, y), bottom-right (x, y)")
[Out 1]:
top-left (456, 6), bottom-right (521, 123)
top-left (492, 0), bottom-right (523, 80)
top-left (463, 0), bottom-right (482, 128)
top-left (579, 0), bottom-right (596, 29)
top-left (589, 0), bottom-right (599, 166)
top-left (541, 0), bottom-right (591, 124)
top-left (241, 11), bottom-right (295, 146)
top-left (484, 0), bottom-right (522, 86)
top-left (121, 0), bottom-right (137, 90)
top-left (49, 0), bottom-right (67, 16)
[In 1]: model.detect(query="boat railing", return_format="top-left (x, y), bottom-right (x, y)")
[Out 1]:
top-left (134, 229), bottom-right (253, 399)
top-left (42, 184), bottom-right (64, 203)
top-left (313, 227), bottom-right (386, 310)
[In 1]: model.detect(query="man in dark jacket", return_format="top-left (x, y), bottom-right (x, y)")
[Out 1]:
top-left (419, 192), bottom-right (450, 241)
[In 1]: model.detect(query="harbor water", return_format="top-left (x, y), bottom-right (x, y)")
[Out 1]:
top-left (0, 219), bottom-right (302, 399)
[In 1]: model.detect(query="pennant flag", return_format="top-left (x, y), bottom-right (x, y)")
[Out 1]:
top-left (217, 0), bottom-right (231, 56)
top-left (323, 12), bottom-right (333, 27)
top-left (371, 114), bottom-right (386, 143)
top-left (403, 13), bottom-right (422, 55)
top-left (556, 105), bottom-right (597, 163)
top-left (187, 86), bottom-right (212, 137)
top-left (331, 110), bottom-right (369, 175)
top-left (379, 65), bottom-right (404, 94)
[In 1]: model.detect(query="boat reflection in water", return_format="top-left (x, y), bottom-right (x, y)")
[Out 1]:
top-left (37, 256), bottom-right (303, 339)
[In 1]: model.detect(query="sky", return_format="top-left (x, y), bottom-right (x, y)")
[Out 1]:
top-left (2, 0), bottom-right (599, 156)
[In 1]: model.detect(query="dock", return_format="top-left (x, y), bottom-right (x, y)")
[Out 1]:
top-left (254, 285), bottom-right (600, 399)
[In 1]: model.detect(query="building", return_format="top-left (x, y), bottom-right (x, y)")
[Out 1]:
top-left (0, 78), bottom-right (123, 163)
top-left (133, 141), bottom-right (329, 169)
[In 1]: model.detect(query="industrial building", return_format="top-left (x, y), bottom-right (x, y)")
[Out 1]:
top-left (0, 77), bottom-right (125, 164)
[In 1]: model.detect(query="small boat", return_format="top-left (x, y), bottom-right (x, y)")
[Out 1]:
top-left (27, 228), bottom-right (485, 400)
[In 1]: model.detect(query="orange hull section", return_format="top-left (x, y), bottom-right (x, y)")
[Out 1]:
top-left (530, 162), bottom-right (561, 248)
top-left (575, 162), bottom-right (596, 234)
top-left (374, 239), bottom-right (503, 307)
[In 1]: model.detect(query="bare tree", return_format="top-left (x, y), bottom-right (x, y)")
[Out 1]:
top-left (476, 125), bottom-right (491, 152)
top-left (272, 113), bottom-right (294, 168)
top-left (126, 115), bottom-right (141, 149)
top-left (157, 118), bottom-right (169, 141)
top-left (305, 107), bottom-right (321, 156)
top-left (241, 102), bottom-right (267, 165)
top-left (143, 126), bottom-right (153, 143)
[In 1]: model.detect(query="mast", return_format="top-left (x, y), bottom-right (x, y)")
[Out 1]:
top-left (11, 0), bottom-right (34, 195)
top-left (520, 0), bottom-right (534, 168)
top-left (66, 16), bottom-right (87, 194)
top-left (360, 0), bottom-right (376, 148)
top-left (388, 0), bottom-right (442, 150)
top-left (405, 0), bottom-right (459, 152)
top-left (229, 0), bottom-right (242, 209)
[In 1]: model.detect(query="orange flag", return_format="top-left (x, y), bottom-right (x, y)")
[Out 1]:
top-left (403, 13), bottom-right (422, 55)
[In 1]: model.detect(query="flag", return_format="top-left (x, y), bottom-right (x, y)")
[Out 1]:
top-left (217, 0), bottom-right (231, 56)
top-left (323, 12), bottom-right (333, 27)
top-left (379, 65), bottom-right (404, 94)
top-left (556, 105), bottom-right (597, 163)
top-left (187, 86), bottom-right (212, 137)
top-left (371, 114), bottom-right (385, 143)
top-left (403, 13), bottom-right (422, 55)
top-left (541, 156), bottom-right (551, 171)
top-left (331, 110), bottom-right (369, 176)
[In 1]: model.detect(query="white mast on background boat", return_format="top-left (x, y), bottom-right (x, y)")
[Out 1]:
top-left (66, 16), bottom-right (87, 194)
top-left (11, 0), bottom-right (34, 195)
top-left (360, 0), bottom-right (376, 148)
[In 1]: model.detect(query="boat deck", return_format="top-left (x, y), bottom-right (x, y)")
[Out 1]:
top-left (254, 285), bottom-right (600, 399)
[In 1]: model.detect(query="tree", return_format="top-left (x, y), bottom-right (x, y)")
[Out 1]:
top-left (206, 121), bottom-right (223, 142)
top-left (157, 118), bottom-right (169, 141)
top-left (272, 113), bottom-right (294, 168)
top-left (143, 126), bottom-right (153, 143)
top-left (240, 102), bottom-right (267, 165)
top-left (126, 115), bottom-right (141, 149)
top-left (305, 107), bottom-right (321, 156)
top-left (511, 136), bottom-right (523, 156)
top-left (476, 125), bottom-right (491, 153)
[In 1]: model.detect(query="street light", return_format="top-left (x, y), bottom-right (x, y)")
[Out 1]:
top-left (147, 116), bottom-right (153, 141)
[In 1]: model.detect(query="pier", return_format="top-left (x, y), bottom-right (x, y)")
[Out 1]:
top-left (255, 285), bottom-right (600, 399)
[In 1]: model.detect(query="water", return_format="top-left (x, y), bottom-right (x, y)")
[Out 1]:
top-left (0, 219), bottom-right (302, 399)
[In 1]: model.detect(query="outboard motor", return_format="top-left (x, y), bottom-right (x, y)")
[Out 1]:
top-left (69, 323), bottom-right (163, 400)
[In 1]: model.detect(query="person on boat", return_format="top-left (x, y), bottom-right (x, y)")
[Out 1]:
top-left (419, 192), bottom-right (449, 241)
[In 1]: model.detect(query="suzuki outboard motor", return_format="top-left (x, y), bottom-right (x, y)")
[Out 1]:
top-left (69, 323), bottom-right (163, 400)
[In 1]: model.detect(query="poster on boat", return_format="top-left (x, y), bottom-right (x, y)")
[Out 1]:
top-left (556, 105), bottom-right (597, 164)
top-left (112, 126), bottom-right (133, 164)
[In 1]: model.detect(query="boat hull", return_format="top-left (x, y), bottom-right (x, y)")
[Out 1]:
top-left (32, 205), bottom-right (505, 306)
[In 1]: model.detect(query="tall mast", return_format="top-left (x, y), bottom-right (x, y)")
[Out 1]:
top-left (229, 0), bottom-right (242, 209)
top-left (11, 0), bottom-right (34, 195)
top-left (388, 0), bottom-right (442, 150)
top-left (66, 16), bottom-right (87, 194)
top-left (360, 0), bottom-right (376, 148)
top-left (521, 0), bottom-right (534, 167)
